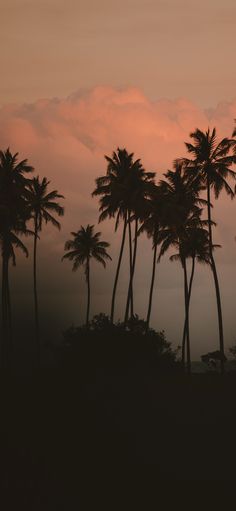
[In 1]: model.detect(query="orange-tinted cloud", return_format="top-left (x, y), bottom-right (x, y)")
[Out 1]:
top-left (1, 86), bottom-right (235, 171)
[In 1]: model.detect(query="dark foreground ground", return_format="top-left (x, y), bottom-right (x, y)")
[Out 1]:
top-left (1, 353), bottom-right (236, 507)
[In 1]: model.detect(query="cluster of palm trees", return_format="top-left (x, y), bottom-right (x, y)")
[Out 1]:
top-left (1, 125), bottom-right (236, 372)
top-left (90, 127), bottom-right (236, 374)
top-left (0, 149), bottom-right (64, 367)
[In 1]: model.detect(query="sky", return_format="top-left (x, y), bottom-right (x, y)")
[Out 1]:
top-left (1, 0), bottom-right (236, 107)
top-left (1, 0), bottom-right (236, 359)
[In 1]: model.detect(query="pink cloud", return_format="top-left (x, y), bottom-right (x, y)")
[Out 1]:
top-left (1, 85), bottom-right (236, 246)
top-left (1, 86), bottom-right (235, 173)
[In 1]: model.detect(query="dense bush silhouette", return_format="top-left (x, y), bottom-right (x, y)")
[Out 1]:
top-left (58, 313), bottom-right (179, 372)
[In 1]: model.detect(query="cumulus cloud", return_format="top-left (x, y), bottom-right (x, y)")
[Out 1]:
top-left (1, 86), bottom-right (235, 170)
top-left (1, 86), bottom-right (236, 357)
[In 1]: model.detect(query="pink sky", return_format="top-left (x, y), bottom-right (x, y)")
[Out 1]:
top-left (1, 0), bottom-right (236, 358)
top-left (1, 86), bottom-right (236, 358)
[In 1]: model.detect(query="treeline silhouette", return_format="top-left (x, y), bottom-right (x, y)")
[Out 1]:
top-left (1, 125), bottom-right (236, 373)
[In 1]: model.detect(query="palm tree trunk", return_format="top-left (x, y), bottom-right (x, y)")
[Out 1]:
top-left (207, 177), bottom-right (225, 374)
top-left (110, 212), bottom-right (128, 323)
top-left (86, 259), bottom-right (90, 328)
top-left (5, 256), bottom-right (12, 364)
top-left (6, 272), bottom-right (12, 335)
top-left (1, 248), bottom-right (10, 367)
top-left (124, 218), bottom-right (138, 324)
top-left (127, 212), bottom-right (134, 317)
top-left (182, 256), bottom-right (195, 369)
top-left (1, 254), bottom-right (7, 367)
top-left (146, 242), bottom-right (158, 332)
top-left (33, 217), bottom-right (40, 365)
top-left (183, 257), bottom-right (191, 375)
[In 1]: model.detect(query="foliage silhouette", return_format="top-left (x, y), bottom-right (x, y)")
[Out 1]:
top-left (60, 313), bottom-right (179, 372)
top-left (138, 183), bottom-right (170, 331)
top-left (179, 228), bottom-right (220, 367)
top-left (27, 176), bottom-right (64, 364)
top-left (62, 225), bottom-right (111, 327)
top-left (92, 148), bottom-right (155, 323)
top-left (180, 128), bottom-right (236, 373)
top-left (0, 148), bottom-right (34, 367)
top-left (156, 162), bottom-right (206, 373)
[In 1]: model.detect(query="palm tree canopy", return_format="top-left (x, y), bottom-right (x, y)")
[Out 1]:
top-left (139, 162), bottom-right (206, 253)
top-left (0, 226), bottom-right (32, 265)
top-left (0, 148), bottom-right (34, 231)
top-left (138, 184), bottom-right (166, 246)
top-left (0, 148), bottom-right (34, 187)
top-left (178, 128), bottom-right (236, 199)
top-left (169, 225), bottom-right (221, 266)
top-left (159, 161), bottom-right (206, 228)
top-left (62, 225), bottom-right (111, 279)
top-left (92, 148), bottom-right (155, 230)
top-left (27, 176), bottom-right (64, 231)
top-left (152, 161), bottom-right (208, 263)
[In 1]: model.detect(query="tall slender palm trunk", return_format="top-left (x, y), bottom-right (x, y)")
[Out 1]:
top-left (124, 218), bottom-right (138, 324)
top-left (1, 251), bottom-right (10, 367)
top-left (127, 212), bottom-right (134, 317)
top-left (33, 218), bottom-right (40, 365)
top-left (183, 257), bottom-right (191, 374)
top-left (86, 259), bottom-right (90, 328)
top-left (6, 272), bottom-right (12, 335)
top-left (110, 212), bottom-right (128, 323)
top-left (182, 256), bottom-right (195, 368)
top-left (1, 254), bottom-right (7, 367)
top-left (5, 256), bottom-right (12, 362)
top-left (207, 177), bottom-right (225, 374)
top-left (146, 242), bottom-right (158, 332)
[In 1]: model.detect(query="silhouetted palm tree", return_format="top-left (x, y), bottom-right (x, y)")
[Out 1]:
top-left (92, 148), bottom-right (154, 323)
top-left (157, 163), bottom-right (205, 373)
top-left (180, 128), bottom-right (236, 373)
top-left (158, 214), bottom-right (202, 374)
top-left (170, 226), bottom-right (215, 368)
top-left (138, 185), bottom-right (165, 331)
top-left (62, 225), bottom-right (111, 327)
top-left (0, 148), bottom-right (34, 366)
top-left (123, 168), bottom-right (155, 324)
top-left (27, 176), bottom-right (64, 361)
top-left (0, 227), bottom-right (30, 364)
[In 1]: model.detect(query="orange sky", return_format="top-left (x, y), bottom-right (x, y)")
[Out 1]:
top-left (1, 1), bottom-right (236, 358)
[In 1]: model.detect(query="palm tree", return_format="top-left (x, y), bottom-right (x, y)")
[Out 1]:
top-left (158, 213), bottom-right (202, 374)
top-left (27, 176), bottom-right (64, 360)
top-left (138, 185), bottom-right (165, 331)
top-left (157, 164), bottom-right (205, 373)
top-left (123, 169), bottom-right (155, 324)
top-left (170, 226), bottom-right (216, 368)
top-left (0, 228), bottom-right (30, 365)
top-left (0, 148), bottom-right (34, 366)
top-left (179, 128), bottom-right (236, 373)
top-left (92, 148), bottom-right (154, 323)
top-left (62, 225), bottom-right (111, 327)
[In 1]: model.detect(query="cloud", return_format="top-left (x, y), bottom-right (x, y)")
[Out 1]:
top-left (1, 86), bottom-right (235, 209)
top-left (1, 86), bottom-right (236, 357)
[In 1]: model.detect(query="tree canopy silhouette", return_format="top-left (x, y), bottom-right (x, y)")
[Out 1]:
top-left (179, 128), bottom-right (236, 373)
top-left (27, 176), bottom-right (64, 363)
top-left (62, 225), bottom-right (111, 327)
top-left (0, 148), bottom-right (34, 367)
